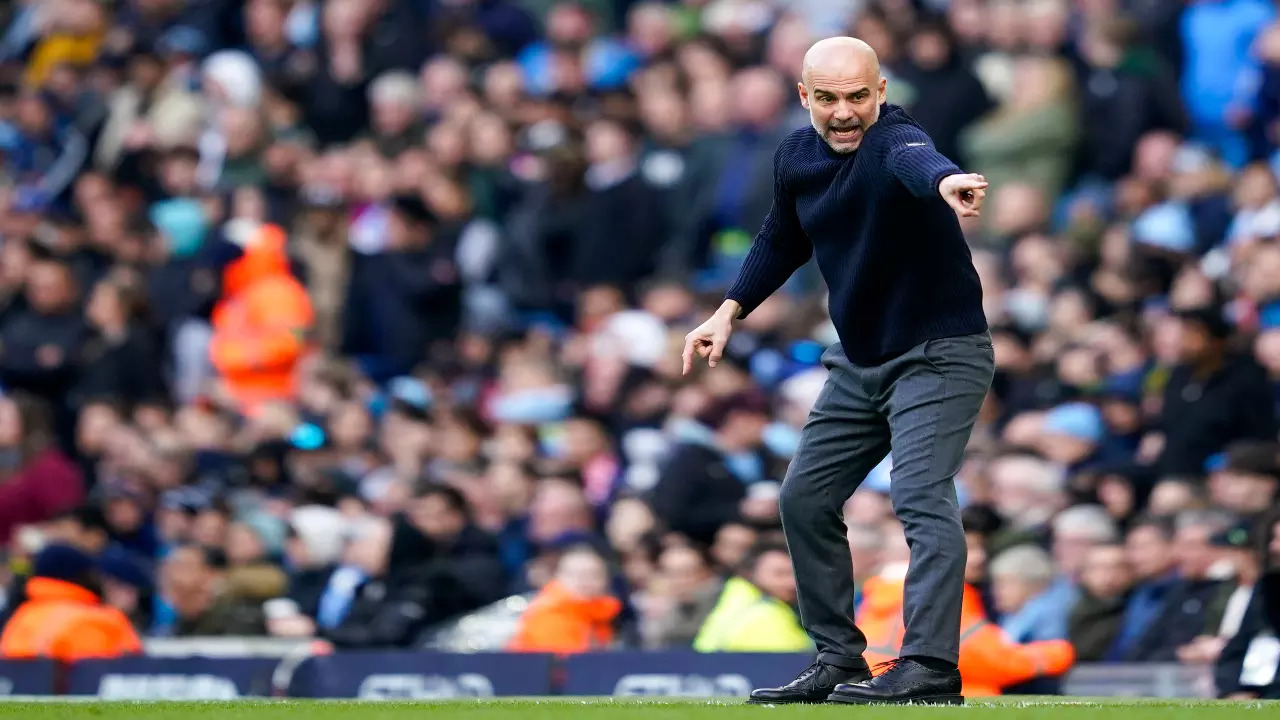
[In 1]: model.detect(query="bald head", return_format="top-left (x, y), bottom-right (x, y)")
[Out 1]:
top-left (798, 36), bottom-right (886, 153)
top-left (802, 37), bottom-right (880, 87)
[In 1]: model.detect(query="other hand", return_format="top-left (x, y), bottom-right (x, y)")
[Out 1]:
top-left (939, 173), bottom-right (988, 218)
top-left (682, 305), bottom-right (737, 374)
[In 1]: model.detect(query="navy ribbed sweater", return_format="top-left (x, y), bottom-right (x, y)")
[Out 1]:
top-left (725, 104), bottom-right (987, 365)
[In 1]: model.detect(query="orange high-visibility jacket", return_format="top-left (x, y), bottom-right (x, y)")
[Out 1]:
top-left (507, 580), bottom-right (622, 654)
top-left (0, 577), bottom-right (142, 662)
top-left (857, 574), bottom-right (1076, 696)
top-left (209, 224), bottom-right (314, 411)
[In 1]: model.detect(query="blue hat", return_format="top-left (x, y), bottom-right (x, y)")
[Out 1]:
top-left (98, 547), bottom-right (152, 591)
top-left (158, 26), bottom-right (209, 57)
top-left (1043, 402), bottom-right (1105, 443)
top-left (1132, 202), bottom-right (1196, 254)
top-left (149, 198), bottom-right (208, 258)
top-left (388, 376), bottom-right (432, 412)
top-left (33, 544), bottom-right (95, 583)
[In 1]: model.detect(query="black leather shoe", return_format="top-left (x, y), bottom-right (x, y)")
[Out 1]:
top-left (828, 658), bottom-right (963, 705)
top-left (747, 660), bottom-right (871, 704)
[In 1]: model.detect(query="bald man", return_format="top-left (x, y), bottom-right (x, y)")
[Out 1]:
top-left (683, 38), bottom-right (992, 705)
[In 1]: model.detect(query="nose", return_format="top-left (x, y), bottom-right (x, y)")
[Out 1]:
top-left (833, 101), bottom-right (854, 122)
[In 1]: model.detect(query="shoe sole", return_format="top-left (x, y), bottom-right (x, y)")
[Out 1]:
top-left (827, 693), bottom-right (965, 706)
top-left (744, 697), bottom-right (828, 705)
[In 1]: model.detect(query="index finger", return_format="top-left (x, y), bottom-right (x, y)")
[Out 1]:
top-left (682, 335), bottom-right (695, 375)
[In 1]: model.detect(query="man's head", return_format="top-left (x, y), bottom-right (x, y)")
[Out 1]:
top-left (1211, 442), bottom-right (1280, 515)
top-left (408, 485), bottom-right (470, 544)
top-left (798, 37), bottom-right (886, 153)
top-left (528, 478), bottom-right (594, 543)
top-left (744, 539), bottom-right (796, 605)
top-left (45, 505), bottom-right (111, 555)
top-left (1125, 516), bottom-right (1175, 582)
top-left (657, 544), bottom-right (714, 602)
top-left (989, 544), bottom-right (1056, 615)
top-left (1079, 543), bottom-right (1131, 600)
top-left (555, 545), bottom-right (611, 599)
top-left (1051, 504), bottom-right (1118, 579)
top-left (25, 258), bottom-right (77, 316)
top-left (1173, 510), bottom-right (1232, 580)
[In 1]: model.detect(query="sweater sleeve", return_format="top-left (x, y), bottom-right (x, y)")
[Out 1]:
top-left (884, 125), bottom-right (962, 199)
top-left (723, 144), bottom-right (813, 319)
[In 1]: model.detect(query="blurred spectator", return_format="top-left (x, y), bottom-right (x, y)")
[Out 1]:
top-left (208, 221), bottom-right (314, 413)
top-left (1215, 510), bottom-right (1280, 699)
top-left (1177, 518), bottom-right (1261, 665)
top-left (0, 393), bottom-right (84, 545)
top-left (693, 539), bottom-right (809, 653)
top-left (0, 544), bottom-right (140, 661)
top-left (155, 543), bottom-right (264, 636)
top-left (898, 18), bottom-right (992, 165)
top-left (860, 522), bottom-right (1075, 696)
top-left (508, 544), bottom-right (621, 653)
top-left (641, 543), bottom-right (723, 650)
top-left (650, 391), bottom-right (770, 545)
top-left (1069, 543), bottom-right (1134, 662)
top-left (991, 544), bottom-right (1068, 643)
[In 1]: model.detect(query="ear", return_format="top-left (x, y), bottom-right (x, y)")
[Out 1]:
top-left (878, 76), bottom-right (888, 104)
top-left (797, 81), bottom-right (809, 110)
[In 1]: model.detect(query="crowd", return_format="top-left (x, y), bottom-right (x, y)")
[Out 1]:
top-left (0, 0), bottom-right (1278, 700)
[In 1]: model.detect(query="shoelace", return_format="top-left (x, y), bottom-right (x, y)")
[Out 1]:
top-left (871, 658), bottom-right (906, 677)
top-left (793, 663), bottom-right (824, 684)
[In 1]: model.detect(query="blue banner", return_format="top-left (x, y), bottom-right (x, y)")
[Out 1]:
top-left (66, 657), bottom-right (279, 698)
top-left (562, 652), bottom-right (815, 697)
top-left (0, 660), bottom-right (56, 696)
top-left (288, 652), bottom-right (555, 698)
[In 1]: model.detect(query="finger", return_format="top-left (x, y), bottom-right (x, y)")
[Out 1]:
top-left (682, 336), bottom-right (694, 375)
top-left (708, 335), bottom-right (726, 368)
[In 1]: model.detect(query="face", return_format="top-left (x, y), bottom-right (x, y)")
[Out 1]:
top-left (605, 498), bottom-right (655, 553)
top-left (1080, 545), bottom-right (1131, 599)
top-left (751, 550), bottom-right (796, 605)
top-left (528, 480), bottom-right (589, 543)
top-left (1174, 524), bottom-right (1216, 579)
top-left (25, 262), bottom-right (74, 315)
top-left (799, 58), bottom-right (886, 153)
top-left (557, 550), bottom-right (609, 598)
top-left (1053, 529), bottom-right (1104, 578)
top-left (1125, 525), bottom-right (1173, 581)
top-left (226, 523), bottom-right (265, 565)
top-left (659, 546), bottom-right (711, 602)
top-left (408, 493), bottom-right (465, 542)
top-left (992, 574), bottom-right (1040, 615)
top-left (711, 523), bottom-right (757, 569)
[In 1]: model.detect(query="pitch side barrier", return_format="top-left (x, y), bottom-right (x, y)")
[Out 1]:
top-left (0, 653), bottom-right (1216, 700)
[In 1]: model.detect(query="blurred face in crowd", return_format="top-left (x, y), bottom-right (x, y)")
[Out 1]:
top-left (1176, 319), bottom-right (1215, 364)
top-left (44, 516), bottom-right (108, 555)
top-left (529, 479), bottom-right (592, 542)
top-left (991, 570), bottom-right (1046, 616)
top-left (489, 462), bottom-right (534, 516)
top-left (246, 0), bottom-right (287, 49)
top-left (193, 507), bottom-right (230, 548)
top-left (226, 523), bottom-right (267, 566)
top-left (658, 546), bottom-right (713, 603)
top-left (345, 520), bottom-right (391, 576)
top-left (161, 152), bottom-right (199, 196)
top-left (848, 524), bottom-right (886, 581)
top-left (25, 261), bottom-right (76, 315)
top-left (161, 546), bottom-right (215, 618)
top-left (963, 532), bottom-right (987, 583)
top-left (408, 492), bottom-right (466, 543)
top-left (751, 549), bottom-right (796, 605)
top-left (1174, 522), bottom-right (1218, 580)
top-left (557, 548), bottom-right (610, 598)
top-left (1125, 525), bottom-right (1174, 582)
top-left (1211, 469), bottom-right (1279, 514)
top-left (605, 497), bottom-right (655, 554)
top-left (1080, 545), bottom-right (1131, 600)
top-left (798, 38), bottom-right (885, 153)
top-left (223, 108), bottom-right (265, 159)
top-left (711, 522), bottom-right (757, 569)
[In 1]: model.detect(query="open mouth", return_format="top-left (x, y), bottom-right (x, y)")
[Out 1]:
top-left (830, 126), bottom-right (861, 142)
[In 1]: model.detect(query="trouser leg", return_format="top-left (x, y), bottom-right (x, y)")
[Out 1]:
top-left (882, 332), bottom-right (994, 664)
top-left (779, 344), bottom-right (890, 669)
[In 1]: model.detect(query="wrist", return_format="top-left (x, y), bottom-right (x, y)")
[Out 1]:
top-left (717, 299), bottom-right (742, 321)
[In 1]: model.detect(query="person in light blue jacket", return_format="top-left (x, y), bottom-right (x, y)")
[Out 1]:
top-left (1182, 0), bottom-right (1277, 166)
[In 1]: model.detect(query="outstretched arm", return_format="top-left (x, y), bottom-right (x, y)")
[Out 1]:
top-left (885, 126), bottom-right (988, 218)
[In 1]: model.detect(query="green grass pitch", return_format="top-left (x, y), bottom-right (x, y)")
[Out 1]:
top-left (0, 698), bottom-right (1274, 720)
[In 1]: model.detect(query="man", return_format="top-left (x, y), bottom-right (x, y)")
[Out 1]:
top-left (1068, 543), bottom-right (1134, 662)
top-left (1105, 516), bottom-right (1179, 661)
top-left (692, 539), bottom-right (811, 653)
top-left (0, 544), bottom-right (140, 662)
top-left (989, 545), bottom-right (1066, 643)
top-left (683, 37), bottom-right (992, 705)
top-left (1151, 306), bottom-right (1276, 476)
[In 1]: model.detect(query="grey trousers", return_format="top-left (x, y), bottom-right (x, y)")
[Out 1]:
top-left (778, 331), bottom-right (994, 667)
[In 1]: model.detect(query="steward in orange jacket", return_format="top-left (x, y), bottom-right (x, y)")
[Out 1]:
top-left (508, 548), bottom-right (622, 654)
top-left (0, 545), bottom-right (142, 662)
top-left (209, 222), bottom-right (314, 413)
top-left (857, 570), bottom-right (1075, 696)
